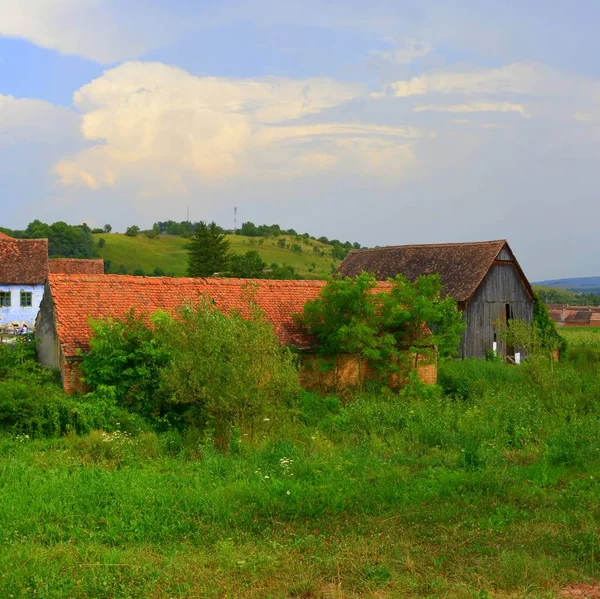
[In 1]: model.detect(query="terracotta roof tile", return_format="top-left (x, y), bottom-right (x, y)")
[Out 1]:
top-left (49, 259), bottom-right (105, 275)
top-left (0, 238), bottom-right (48, 285)
top-left (565, 310), bottom-right (593, 324)
top-left (48, 275), bottom-right (394, 357)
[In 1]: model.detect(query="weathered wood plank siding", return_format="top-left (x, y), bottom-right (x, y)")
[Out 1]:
top-left (460, 263), bottom-right (533, 358)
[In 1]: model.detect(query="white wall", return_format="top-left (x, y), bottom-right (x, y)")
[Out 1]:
top-left (0, 284), bottom-right (45, 329)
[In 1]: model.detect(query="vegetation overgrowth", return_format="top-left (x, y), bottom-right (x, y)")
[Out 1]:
top-left (0, 306), bottom-right (598, 597)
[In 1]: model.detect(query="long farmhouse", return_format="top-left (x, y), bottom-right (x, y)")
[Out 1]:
top-left (338, 240), bottom-right (534, 360)
top-left (36, 274), bottom-right (437, 394)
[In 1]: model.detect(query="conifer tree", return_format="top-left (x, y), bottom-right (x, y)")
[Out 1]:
top-left (187, 221), bottom-right (231, 277)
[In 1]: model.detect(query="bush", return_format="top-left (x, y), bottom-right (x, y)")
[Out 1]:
top-left (0, 387), bottom-right (144, 438)
top-left (80, 311), bottom-right (172, 420)
top-left (157, 301), bottom-right (301, 448)
top-left (125, 225), bottom-right (140, 237)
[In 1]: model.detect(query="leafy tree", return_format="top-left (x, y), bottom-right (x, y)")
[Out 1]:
top-left (125, 225), bottom-right (140, 237)
top-left (156, 301), bottom-right (300, 448)
top-left (97, 238), bottom-right (106, 249)
top-left (103, 224), bottom-right (112, 233)
top-left (80, 311), bottom-right (172, 420)
top-left (187, 221), bottom-right (231, 277)
top-left (277, 238), bottom-right (286, 248)
top-left (228, 251), bottom-right (267, 278)
top-left (23, 220), bottom-right (97, 258)
top-left (298, 273), bottom-right (463, 377)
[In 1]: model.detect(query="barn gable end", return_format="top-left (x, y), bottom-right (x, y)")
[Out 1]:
top-left (338, 239), bottom-right (534, 360)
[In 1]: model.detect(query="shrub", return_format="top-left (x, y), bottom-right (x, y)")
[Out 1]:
top-left (156, 301), bottom-right (301, 448)
top-left (0, 371), bottom-right (140, 438)
top-left (80, 311), bottom-right (172, 420)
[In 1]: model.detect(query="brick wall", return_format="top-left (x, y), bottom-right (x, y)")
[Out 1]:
top-left (299, 352), bottom-right (437, 394)
top-left (60, 351), bottom-right (437, 395)
top-left (61, 357), bottom-right (88, 395)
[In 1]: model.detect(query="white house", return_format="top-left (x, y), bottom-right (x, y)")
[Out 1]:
top-left (0, 232), bottom-right (48, 331)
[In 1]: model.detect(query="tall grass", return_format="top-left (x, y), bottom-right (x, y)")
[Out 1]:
top-left (0, 337), bottom-right (598, 597)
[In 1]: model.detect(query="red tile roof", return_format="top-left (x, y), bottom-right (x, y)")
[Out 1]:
top-left (0, 238), bottom-right (48, 285)
top-left (49, 275), bottom-right (396, 357)
top-left (338, 240), bottom-right (533, 302)
top-left (0, 232), bottom-right (14, 239)
top-left (49, 259), bottom-right (104, 275)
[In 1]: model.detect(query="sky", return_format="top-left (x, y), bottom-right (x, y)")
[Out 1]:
top-left (1, 1), bottom-right (599, 280)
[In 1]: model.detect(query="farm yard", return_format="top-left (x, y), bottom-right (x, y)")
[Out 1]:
top-left (0, 327), bottom-right (598, 598)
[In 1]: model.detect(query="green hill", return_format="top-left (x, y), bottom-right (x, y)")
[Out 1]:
top-left (95, 233), bottom-right (340, 279)
top-left (533, 284), bottom-right (600, 306)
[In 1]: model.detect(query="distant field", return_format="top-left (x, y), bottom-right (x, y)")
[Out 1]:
top-left (94, 234), bottom-right (340, 278)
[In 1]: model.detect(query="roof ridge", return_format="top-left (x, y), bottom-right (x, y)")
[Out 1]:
top-left (347, 240), bottom-right (507, 254)
top-left (48, 273), bottom-right (330, 286)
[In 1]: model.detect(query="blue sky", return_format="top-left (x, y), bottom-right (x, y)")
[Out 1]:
top-left (1, 0), bottom-right (599, 279)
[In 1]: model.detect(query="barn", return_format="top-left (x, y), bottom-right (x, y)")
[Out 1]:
top-left (338, 240), bottom-right (534, 360)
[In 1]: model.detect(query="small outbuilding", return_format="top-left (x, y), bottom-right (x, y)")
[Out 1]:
top-left (36, 274), bottom-right (437, 393)
top-left (338, 240), bottom-right (534, 360)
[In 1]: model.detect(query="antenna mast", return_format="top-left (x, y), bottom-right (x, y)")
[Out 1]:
top-left (186, 206), bottom-right (190, 222)
top-left (233, 206), bottom-right (237, 234)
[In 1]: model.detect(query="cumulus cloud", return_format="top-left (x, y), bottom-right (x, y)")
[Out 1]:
top-left (56, 62), bottom-right (421, 192)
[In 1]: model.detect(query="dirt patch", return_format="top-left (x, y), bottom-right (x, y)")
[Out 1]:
top-left (560, 583), bottom-right (600, 598)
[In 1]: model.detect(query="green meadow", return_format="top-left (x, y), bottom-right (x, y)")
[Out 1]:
top-left (95, 233), bottom-right (340, 278)
top-left (1, 332), bottom-right (599, 597)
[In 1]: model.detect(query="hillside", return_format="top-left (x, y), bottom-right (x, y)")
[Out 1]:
top-left (534, 277), bottom-right (600, 295)
top-left (95, 233), bottom-right (341, 279)
top-left (533, 284), bottom-right (600, 306)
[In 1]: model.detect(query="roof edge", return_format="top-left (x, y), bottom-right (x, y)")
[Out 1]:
top-left (346, 240), bottom-right (507, 256)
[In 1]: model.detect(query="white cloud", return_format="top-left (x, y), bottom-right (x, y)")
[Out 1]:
top-left (375, 40), bottom-right (433, 64)
top-left (389, 62), bottom-right (589, 98)
top-left (55, 62), bottom-right (420, 192)
top-left (0, 94), bottom-right (81, 145)
top-left (0, 0), bottom-right (184, 63)
top-left (414, 102), bottom-right (527, 116)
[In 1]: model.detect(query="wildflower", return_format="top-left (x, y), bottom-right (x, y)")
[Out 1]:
top-left (286, 490), bottom-right (291, 495)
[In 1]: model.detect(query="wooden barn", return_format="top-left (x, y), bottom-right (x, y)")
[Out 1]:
top-left (338, 240), bottom-right (534, 360)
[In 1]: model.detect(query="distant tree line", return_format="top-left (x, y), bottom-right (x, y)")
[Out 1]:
top-left (152, 219), bottom-right (360, 247)
top-left (535, 286), bottom-right (600, 306)
top-left (0, 220), bottom-right (99, 259)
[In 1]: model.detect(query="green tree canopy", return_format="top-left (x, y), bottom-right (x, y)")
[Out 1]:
top-left (23, 220), bottom-right (97, 258)
top-left (297, 273), bottom-right (464, 372)
top-left (187, 221), bottom-right (231, 277)
top-left (228, 250), bottom-right (267, 278)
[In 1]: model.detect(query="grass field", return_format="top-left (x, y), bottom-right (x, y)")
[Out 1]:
top-left (1, 331), bottom-right (600, 597)
top-left (95, 233), bottom-right (340, 278)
